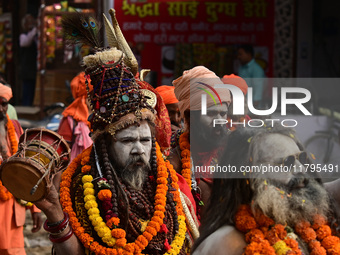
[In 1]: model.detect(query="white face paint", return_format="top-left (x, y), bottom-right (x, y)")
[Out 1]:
top-left (252, 133), bottom-right (304, 185)
top-left (110, 121), bottom-right (152, 170)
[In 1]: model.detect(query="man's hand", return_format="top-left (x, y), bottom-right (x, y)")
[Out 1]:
top-left (31, 212), bottom-right (43, 233)
top-left (34, 184), bottom-right (64, 224)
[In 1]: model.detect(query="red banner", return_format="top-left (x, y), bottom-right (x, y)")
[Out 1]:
top-left (114, 0), bottom-right (274, 86)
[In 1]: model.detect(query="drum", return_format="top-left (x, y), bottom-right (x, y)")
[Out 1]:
top-left (0, 128), bottom-right (70, 202)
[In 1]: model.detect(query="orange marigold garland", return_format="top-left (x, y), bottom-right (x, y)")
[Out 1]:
top-left (178, 132), bottom-right (191, 189)
top-left (60, 142), bottom-right (186, 255)
top-left (235, 205), bottom-right (340, 255)
top-left (0, 116), bottom-right (18, 201)
top-left (6, 115), bottom-right (19, 155)
top-left (0, 180), bottom-right (12, 201)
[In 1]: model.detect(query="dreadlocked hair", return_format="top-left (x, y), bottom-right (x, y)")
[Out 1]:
top-left (88, 125), bottom-right (185, 254)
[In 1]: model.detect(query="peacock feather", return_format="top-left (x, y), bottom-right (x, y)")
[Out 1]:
top-left (62, 12), bottom-right (102, 49)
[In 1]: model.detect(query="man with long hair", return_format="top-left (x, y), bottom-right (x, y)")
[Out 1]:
top-left (192, 125), bottom-right (340, 255)
top-left (32, 10), bottom-right (199, 254)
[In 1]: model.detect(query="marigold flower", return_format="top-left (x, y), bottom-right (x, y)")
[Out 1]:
top-left (300, 228), bottom-right (316, 243)
top-left (82, 175), bottom-right (93, 183)
top-left (272, 224), bottom-right (287, 239)
top-left (245, 229), bottom-right (264, 243)
top-left (327, 243), bottom-right (340, 255)
top-left (98, 189), bottom-right (112, 201)
top-left (255, 214), bottom-right (275, 228)
top-left (321, 236), bottom-right (340, 249)
top-left (111, 229), bottom-right (126, 239)
top-left (84, 188), bottom-right (95, 196)
top-left (295, 220), bottom-right (311, 234)
top-left (316, 225), bottom-right (332, 240)
top-left (310, 246), bottom-right (327, 255)
top-left (235, 215), bottom-right (257, 233)
top-left (273, 240), bottom-right (291, 255)
top-left (87, 208), bottom-right (100, 215)
top-left (106, 217), bottom-right (120, 228)
top-left (115, 238), bottom-right (126, 247)
top-left (284, 238), bottom-right (299, 249)
top-left (312, 214), bottom-right (327, 230)
top-left (85, 200), bottom-right (98, 210)
top-left (309, 240), bottom-right (322, 250)
top-left (81, 165), bottom-right (91, 173)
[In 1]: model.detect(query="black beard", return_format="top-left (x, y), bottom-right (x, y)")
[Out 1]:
top-left (190, 122), bottom-right (228, 150)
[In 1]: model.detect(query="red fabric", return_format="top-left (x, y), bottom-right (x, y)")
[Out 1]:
top-left (154, 85), bottom-right (178, 105)
top-left (57, 117), bottom-right (73, 143)
top-left (11, 120), bottom-right (23, 138)
top-left (136, 77), bottom-right (171, 152)
top-left (222, 74), bottom-right (248, 95)
top-left (176, 173), bottom-right (197, 214)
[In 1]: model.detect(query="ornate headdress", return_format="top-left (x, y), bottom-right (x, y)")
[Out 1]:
top-left (62, 10), bottom-right (170, 145)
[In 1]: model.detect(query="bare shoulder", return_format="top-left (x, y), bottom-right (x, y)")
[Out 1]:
top-left (193, 225), bottom-right (246, 255)
top-left (168, 146), bottom-right (182, 174)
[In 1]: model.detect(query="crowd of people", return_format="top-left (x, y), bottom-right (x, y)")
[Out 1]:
top-left (1, 8), bottom-right (340, 255)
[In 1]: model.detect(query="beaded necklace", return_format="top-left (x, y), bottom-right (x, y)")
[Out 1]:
top-left (60, 142), bottom-right (187, 254)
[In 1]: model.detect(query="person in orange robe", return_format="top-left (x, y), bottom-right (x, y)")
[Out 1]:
top-left (222, 74), bottom-right (251, 131)
top-left (57, 72), bottom-right (93, 162)
top-left (154, 85), bottom-right (182, 133)
top-left (0, 83), bottom-right (42, 255)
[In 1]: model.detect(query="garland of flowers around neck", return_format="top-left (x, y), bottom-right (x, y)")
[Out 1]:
top-left (0, 116), bottom-right (18, 201)
top-left (60, 142), bottom-right (186, 255)
top-left (235, 204), bottom-right (340, 255)
top-left (178, 132), bottom-right (191, 189)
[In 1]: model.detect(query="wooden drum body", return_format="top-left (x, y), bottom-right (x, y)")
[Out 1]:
top-left (0, 128), bottom-right (70, 202)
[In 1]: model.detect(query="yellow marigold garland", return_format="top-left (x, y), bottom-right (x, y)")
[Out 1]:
top-left (60, 142), bottom-right (186, 255)
top-left (0, 116), bottom-right (18, 201)
top-left (178, 132), bottom-right (191, 189)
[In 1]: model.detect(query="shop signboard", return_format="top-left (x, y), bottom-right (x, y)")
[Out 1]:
top-left (114, 0), bottom-right (274, 86)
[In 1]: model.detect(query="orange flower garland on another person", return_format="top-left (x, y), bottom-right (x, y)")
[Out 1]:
top-left (0, 115), bottom-right (18, 201)
top-left (6, 115), bottom-right (18, 154)
top-left (235, 205), bottom-right (340, 255)
top-left (0, 180), bottom-right (12, 201)
top-left (178, 132), bottom-right (191, 189)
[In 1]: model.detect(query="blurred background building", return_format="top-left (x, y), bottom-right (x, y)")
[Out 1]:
top-left (0, 0), bottom-right (338, 112)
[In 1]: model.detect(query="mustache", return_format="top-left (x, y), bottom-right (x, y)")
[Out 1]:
top-left (287, 173), bottom-right (310, 191)
top-left (122, 154), bottom-right (150, 170)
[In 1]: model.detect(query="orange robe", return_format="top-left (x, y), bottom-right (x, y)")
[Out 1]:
top-left (0, 119), bottom-right (40, 255)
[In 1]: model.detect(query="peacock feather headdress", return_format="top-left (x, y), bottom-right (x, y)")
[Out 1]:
top-left (61, 9), bottom-right (157, 139)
